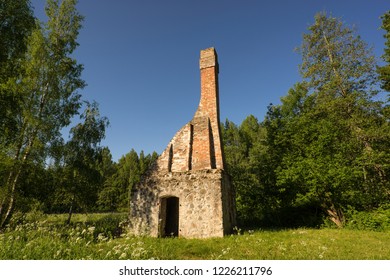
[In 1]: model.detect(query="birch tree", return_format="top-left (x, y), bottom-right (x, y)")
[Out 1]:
top-left (0, 0), bottom-right (84, 228)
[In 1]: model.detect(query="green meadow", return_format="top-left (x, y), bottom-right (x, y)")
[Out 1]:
top-left (1, 213), bottom-right (389, 260)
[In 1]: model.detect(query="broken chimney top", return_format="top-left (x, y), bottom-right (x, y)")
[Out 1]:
top-left (199, 47), bottom-right (219, 70)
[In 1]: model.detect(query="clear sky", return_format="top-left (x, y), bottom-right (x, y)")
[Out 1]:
top-left (30, 0), bottom-right (389, 162)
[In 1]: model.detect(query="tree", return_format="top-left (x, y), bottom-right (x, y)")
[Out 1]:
top-left (221, 116), bottom-right (274, 226)
top-left (378, 11), bottom-right (390, 92)
top-left (51, 102), bottom-right (108, 223)
top-left (299, 13), bottom-right (389, 211)
top-left (0, 0), bottom-right (84, 228)
top-left (0, 0), bottom-right (35, 81)
top-left (0, 0), bottom-right (35, 194)
top-left (377, 11), bottom-right (390, 126)
top-left (97, 147), bottom-right (117, 183)
top-left (0, 0), bottom-right (34, 58)
top-left (98, 150), bottom-right (158, 212)
top-left (266, 83), bottom-right (360, 227)
top-left (265, 13), bottom-right (389, 227)
top-left (221, 119), bottom-right (251, 224)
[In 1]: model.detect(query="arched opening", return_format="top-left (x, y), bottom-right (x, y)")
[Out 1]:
top-left (159, 196), bottom-right (179, 237)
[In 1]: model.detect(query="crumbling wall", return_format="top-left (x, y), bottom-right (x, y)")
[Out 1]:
top-left (129, 168), bottom-right (235, 238)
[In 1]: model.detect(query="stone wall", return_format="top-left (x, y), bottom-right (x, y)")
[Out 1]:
top-left (129, 168), bottom-right (235, 238)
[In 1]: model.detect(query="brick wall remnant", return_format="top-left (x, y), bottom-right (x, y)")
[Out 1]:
top-left (129, 47), bottom-right (236, 238)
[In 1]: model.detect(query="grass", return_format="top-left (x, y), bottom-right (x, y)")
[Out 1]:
top-left (1, 213), bottom-right (389, 260)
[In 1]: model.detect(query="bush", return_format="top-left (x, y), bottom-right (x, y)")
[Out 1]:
top-left (252, 204), bottom-right (326, 229)
top-left (87, 213), bottom-right (128, 239)
top-left (345, 207), bottom-right (390, 231)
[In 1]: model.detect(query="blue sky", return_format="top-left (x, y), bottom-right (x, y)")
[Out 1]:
top-left (31, 0), bottom-right (389, 162)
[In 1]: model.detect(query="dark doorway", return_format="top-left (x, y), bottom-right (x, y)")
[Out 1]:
top-left (159, 196), bottom-right (179, 237)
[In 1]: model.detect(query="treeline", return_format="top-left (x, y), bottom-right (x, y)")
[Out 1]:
top-left (1, 1), bottom-right (389, 230)
top-left (16, 148), bottom-right (157, 219)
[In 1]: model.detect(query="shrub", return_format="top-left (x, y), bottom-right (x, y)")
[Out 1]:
top-left (87, 213), bottom-right (128, 240)
top-left (344, 207), bottom-right (390, 231)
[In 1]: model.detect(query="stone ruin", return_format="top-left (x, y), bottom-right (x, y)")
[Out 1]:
top-left (129, 47), bottom-right (236, 238)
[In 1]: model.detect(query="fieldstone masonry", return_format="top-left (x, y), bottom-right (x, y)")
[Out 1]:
top-left (129, 48), bottom-right (236, 238)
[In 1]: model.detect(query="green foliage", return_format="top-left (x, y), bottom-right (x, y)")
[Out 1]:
top-left (98, 150), bottom-right (157, 212)
top-left (344, 206), bottom-right (390, 231)
top-left (264, 13), bottom-right (389, 227)
top-left (90, 213), bottom-right (128, 239)
top-left (222, 116), bottom-right (278, 226)
top-left (298, 13), bottom-right (377, 95)
top-left (49, 102), bottom-right (108, 218)
top-left (378, 11), bottom-right (390, 91)
top-left (0, 0), bottom-right (35, 143)
top-left (0, 0), bottom-right (35, 67)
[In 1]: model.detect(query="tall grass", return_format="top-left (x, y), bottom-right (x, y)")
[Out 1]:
top-left (1, 213), bottom-right (389, 260)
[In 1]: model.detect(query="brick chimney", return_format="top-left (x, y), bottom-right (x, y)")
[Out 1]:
top-left (192, 47), bottom-right (224, 170)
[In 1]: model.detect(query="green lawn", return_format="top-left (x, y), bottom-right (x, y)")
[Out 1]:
top-left (1, 213), bottom-right (389, 260)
